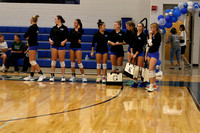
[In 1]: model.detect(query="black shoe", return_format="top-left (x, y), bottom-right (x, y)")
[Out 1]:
top-left (178, 67), bottom-right (181, 70)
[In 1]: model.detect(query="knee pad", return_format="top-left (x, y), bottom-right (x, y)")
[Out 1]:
top-left (71, 62), bottom-right (75, 67)
top-left (118, 66), bottom-right (123, 71)
top-left (103, 64), bottom-right (107, 69)
top-left (78, 63), bottom-right (83, 68)
top-left (112, 65), bottom-right (117, 71)
top-left (97, 64), bottom-right (101, 69)
top-left (51, 61), bottom-right (56, 66)
top-left (149, 70), bottom-right (156, 78)
top-left (30, 61), bottom-right (37, 66)
top-left (60, 61), bottom-right (65, 67)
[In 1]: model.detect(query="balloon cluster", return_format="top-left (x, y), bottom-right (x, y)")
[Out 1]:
top-left (157, 1), bottom-right (200, 35)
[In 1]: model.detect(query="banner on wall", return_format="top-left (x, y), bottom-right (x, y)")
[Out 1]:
top-left (0, 0), bottom-right (80, 4)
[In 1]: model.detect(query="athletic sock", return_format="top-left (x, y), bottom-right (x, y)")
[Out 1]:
top-left (30, 72), bottom-right (34, 77)
top-left (38, 70), bottom-right (43, 75)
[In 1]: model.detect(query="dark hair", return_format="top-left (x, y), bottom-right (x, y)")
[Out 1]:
top-left (0, 34), bottom-right (4, 37)
top-left (180, 24), bottom-right (185, 31)
top-left (170, 28), bottom-right (177, 34)
top-left (75, 19), bottom-right (83, 33)
top-left (115, 20), bottom-right (122, 27)
top-left (32, 15), bottom-right (39, 23)
top-left (137, 22), bottom-right (145, 31)
top-left (15, 34), bottom-right (21, 40)
top-left (57, 15), bottom-right (65, 23)
top-left (97, 19), bottom-right (105, 28)
top-left (126, 21), bottom-right (135, 29)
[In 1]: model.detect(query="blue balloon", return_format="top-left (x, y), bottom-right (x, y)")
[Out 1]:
top-left (165, 9), bottom-right (171, 13)
top-left (184, 3), bottom-right (188, 8)
top-left (174, 6), bottom-right (179, 10)
top-left (193, 2), bottom-right (199, 10)
top-left (165, 15), bottom-right (172, 22)
top-left (161, 29), bottom-right (166, 35)
top-left (165, 22), bottom-right (173, 28)
top-left (181, 8), bottom-right (188, 14)
top-left (158, 15), bottom-right (164, 20)
top-left (170, 9), bottom-right (174, 12)
top-left (172, 16), bottom-right (178, 23)
top-left (174, 9), bottom-right (182, 17)
top-left (159, 25), bottom-right (165, 30)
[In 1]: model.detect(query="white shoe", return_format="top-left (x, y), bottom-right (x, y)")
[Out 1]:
top-left (49, 76), bottom-right (54, 82)
top-left (23, 75), bottom-right (34, 81)
top-left (37, 75), bottom-right (46, 82)
top-left (0, 66), bottom-right (5, 71)
top-left (82, 77), bottom-right (87, 82)
top-left (69, 76), bottom-right (76, 82)
top-left (61, 76), bottom-right (66, 82)
top-left (147, 84), bottom-right (157, 92)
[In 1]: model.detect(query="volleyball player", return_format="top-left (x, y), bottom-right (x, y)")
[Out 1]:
top-left (108, 21), bottom-right (126, 73)
top-left (130, 23), bottom-right (147, 88)
top-left (91, 19), bottom-right (109, 83)
top-left (145, 23), bottom-right (161, 92)
top-left (68, 19), bottom-right (87, 82)
top-left (49, 15), bottom-right (68, 82)
top-left (23, 15), bottom-right (46, 81)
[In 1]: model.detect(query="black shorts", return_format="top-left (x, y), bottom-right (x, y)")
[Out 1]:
top-left (110, 51), bottom-right (124, 58)
top-left (181, 46), bottom-right (186, 54)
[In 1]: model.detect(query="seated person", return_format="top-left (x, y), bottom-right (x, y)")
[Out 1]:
top-left (5, 34), bottom-right (24, 72)
top-left (0, 34), bottom-right (8, 71)
top-left (22, 42), bottom-right (30, 73)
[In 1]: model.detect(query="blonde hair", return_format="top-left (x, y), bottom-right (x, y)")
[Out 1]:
top-left (115, 20), bottom-right (122, 27)
top-left (150, 22), bottom-right (160, 32)
top-left (126, 21), bottom-right (135, 28)
top-left (32, 15), bottom-right (39, 23)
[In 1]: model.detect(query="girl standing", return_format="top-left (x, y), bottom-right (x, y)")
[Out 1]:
top-left (23, 15), bottom-right (46, 81)
top-left (49, 15), bottom-right (69, 82)
top-left (68, 19), bottom-right (87, 82)
top-left (91, 19), bottom-right (109, 83)
top-left (108, 21), bottom-right (126, 73)
top-left (130, 23), bottom-right (147, 88)
top-left (145, 23), bottom-right (161, 92)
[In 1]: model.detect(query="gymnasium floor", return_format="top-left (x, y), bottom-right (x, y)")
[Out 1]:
top-left (0, 67), bottom-right (200, 133)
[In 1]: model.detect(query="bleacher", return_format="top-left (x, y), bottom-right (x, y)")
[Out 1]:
top-left (0, 26), bottom-right (128, 70)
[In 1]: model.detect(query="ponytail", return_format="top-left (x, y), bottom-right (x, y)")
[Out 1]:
top-left (32, 15), bottom-right (39, 23)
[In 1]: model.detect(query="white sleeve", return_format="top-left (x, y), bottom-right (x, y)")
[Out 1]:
top-left (4, 42), bottom-right (8, 49)
top-left (148, 39), bottom-right (153, 46)
top-left (180, 32), bottom-right (183, 37)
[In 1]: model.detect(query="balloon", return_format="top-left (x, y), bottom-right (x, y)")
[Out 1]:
top-left (165, 13), bottom-right (169, 16)
top-left (165, 22), bottom-right (173, 28)
top-left (187, 6), bottom-right (194, 13)
top-left (184, 3), bottom-right (188, 8)
top-left (178, 14), bottom-right (185, 21)
top-left (178, 2), bottom-right (184, 10)
top-left (181, 8), bottom-right (188, 14)
top-left (165, 15), bottom-right (172, 22)
top-left (193, 2), bottom-right (199, 10)
top-left (160, 29), bottom-right (166, 35)
top-left (170, 9), bottom-right (174, 12)
top-left (174, 6), bottom-right (179, 10)
top-left (171, 16), bottom-right (178, 23)
top-left (174, 9), bottom-right (182, 17)
top-left (158, 18), bottom-right (166, 26)
top-left (165, 9), bottom-right (171, 13)
top-left (169, 11), bottom-right (173, 16)
top-left (159, 25), bottom-right (165, 30)
top-left (158, 15), bottom-right (164, 20)
top-left (187, 1), bottom-right (194, 7)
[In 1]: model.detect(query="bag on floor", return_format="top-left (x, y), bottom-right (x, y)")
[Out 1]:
top-left (133, 65), bottom-right (140, 78)
top-left (106, 72), bottom-right (123, 85)
top-left (123, 58), bottom-right (134, 79)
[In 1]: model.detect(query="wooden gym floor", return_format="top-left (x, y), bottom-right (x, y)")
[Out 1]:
top-left (0, 70), bottom-right (200, 133)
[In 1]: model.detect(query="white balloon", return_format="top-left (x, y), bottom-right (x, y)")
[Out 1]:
top-left (169, 12), bottom-right (173, 16)
top-left (158, 18), bottom-right (166, 26)
top-left (187, 6), bottom-right (194, 13)
top-left (187, 1), bottom-right (194, 7)
top-left (178, 2), bottom-right (184, 10)
top-left (178, 14), bottom-right (185, 21)
top-left (165, 13), bottom-right (169, 16)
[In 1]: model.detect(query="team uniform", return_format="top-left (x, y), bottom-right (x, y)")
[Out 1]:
top-left (68, 28), bottom-right (83, 51)
top-left (108, 30), bottom-right (125, 58)
top-left (125, 30), bottom-right (134, 53)
top-left (24, 24), bottom-right (39, 50)
top-left (92, 31), bottom-right (109, 54)
top-left (148, 32), bottom-right (161, 60)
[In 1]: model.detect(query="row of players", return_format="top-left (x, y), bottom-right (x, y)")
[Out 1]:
top-left (0, 15), bottom-right (161, 92)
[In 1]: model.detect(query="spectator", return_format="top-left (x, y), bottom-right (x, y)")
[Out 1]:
top-left (0, 34), bottom-right (8, 71)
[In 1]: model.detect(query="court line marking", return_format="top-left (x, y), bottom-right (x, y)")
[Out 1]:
top-left (187, 87), bottom-right (200, 111)
top-left (0, 117), bottom-right (17, 130)
top-left (0, 85), bottom-right (124, 123)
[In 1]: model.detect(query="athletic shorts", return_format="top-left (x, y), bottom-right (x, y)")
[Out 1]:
top-left (29, 46), bottom-right (39, 51)
top-left (95, 52), bottom-right (108, 55)
top-left (181, 46), bottom-right (186, 55)
top-left (110, 51), bottom-right (124, 58)
top-left (69, 47), bottom-right (82, 52)
top-left (136, 51), bottom-right (145, 57)
top-left (148, 51), bottom-right (159, 60)
top-left (127, 45), bottom-right (131, 53)
top-left (52, 46), bottom-right (66, 50)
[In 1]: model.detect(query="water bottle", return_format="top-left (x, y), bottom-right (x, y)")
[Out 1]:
top-left (85, 55), bottom-right (90, 61)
